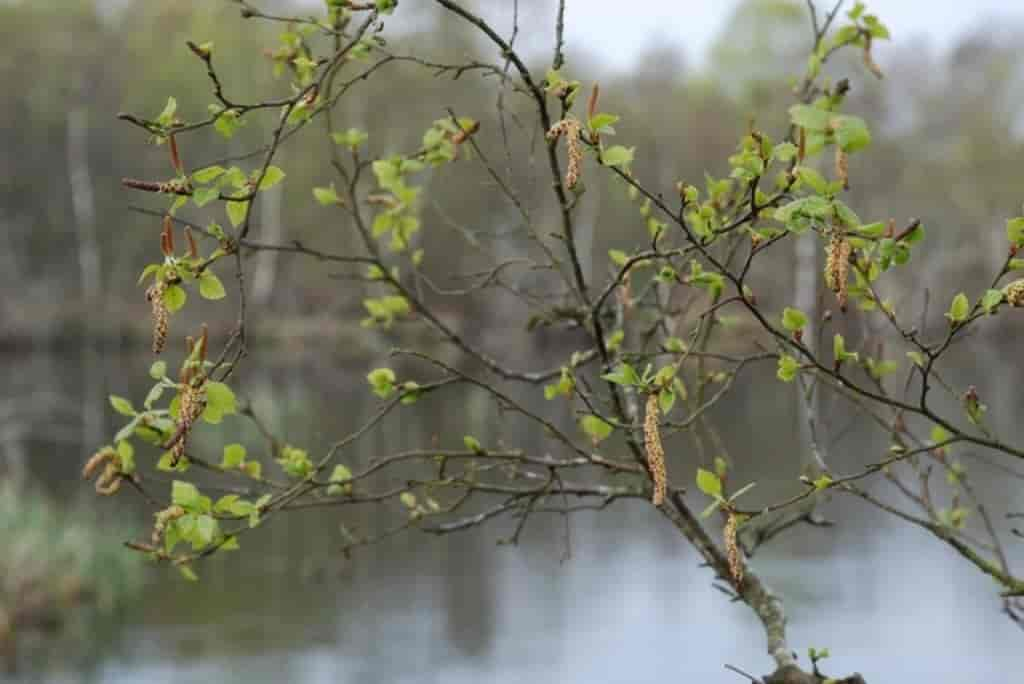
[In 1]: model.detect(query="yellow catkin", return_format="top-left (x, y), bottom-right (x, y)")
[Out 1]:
top-left (835, 146), bottom-right (849, 190)
top-left (824, 232), bottom-right (852, 311)
top-left (724, 512), bottom-right (743, 586)
top-left (643, 393), bottom-right (667, 506)
top-left (173, 380), bottom-right (206, 464)
top-left (94, 462), bottom-right (122, 496)
top-left (82, 448), bottom-right (114, 480)
top-left (152, 505), bottom-right (186, 545)
top-left (1005, 280), bottom-right (1024, 307)
top-left (147, 280), bottom-right (169, 354)
top-left (546, 118), bottom-right (583, 190)
top-left (863, 34), bottom-right (884, 79)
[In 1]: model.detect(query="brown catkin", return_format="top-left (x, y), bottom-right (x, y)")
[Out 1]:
top-left (724, 512), bottom-right (743, 586)
top-left (643, 393), bottom-right (667, 506)
top-left (824, 232), bottom-right (852, 311)
top-left (173, 380), bottom-right (206, 464)
top-left (94, 462), bottom-right (122, 496)
top-left (546, 118), bottom-right (583, 190)
top-left (147, 280), bottom-right (169, 354)
top-left (152, 505), bottom-right (186, 545)
top-left (82, 448), bottom-right (114, 480)
top-left (835, 146), bottom-right (849, 190)
top-left (863, 34), bottom-right (884, 79)
top-left (1005, 279), bottom-right (1024, 307)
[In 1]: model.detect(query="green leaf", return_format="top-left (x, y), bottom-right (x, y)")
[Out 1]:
top-left (178, 565), bottom-right (199, 582)
top-left (658, 388), bottom-right (676, 415)
top-left (1007, 218), bottom-right (1024, 247)
top-left (329, 464), bottom-right (352, 483)
top-left (109, 395), bottom-right (136, 417)
top-left (138, 263), bottom-right (161, 285)
top-left (601, 145), bottom-right (634, 168)
top-left (258, 166), bottom-right (286, 190)
top-left (313, 185), bottom-right (341, 205)
top-left (930, 424), bottom-right (952, 447)
top-left (400, 491), bottom-right (417, 508)
top-left (772, 142), bottom-right (798, 162)
top-left (192, 166), bottom-right (225, 185)
top-left (149, 360), bottom-right (167, 380)
top-left (331, 128), bottom-right (368, 149)
top-left (868, 359), bottom-right (899, 379)
top-left (221, 443), bottom-right (246, 469)
top-left (833, 334), bottom-right (859, 364)
top-left (194, 515), bottom-right (219, 547)
top-left (367, 367), bottom-right (397, 398)
top-left (795, 166), bottom-right (829, 194)
top-left (788, 104), bottom-right (831, 132)
top-left (781, 307), bottom-right (808, 332)
top-left (601, 363), bottom-right (641, 387)
top-left (163, 285), bottom-right (187, 313)
top-left (172, 480), bottom-right (201, 509)
top-left (696, 468), bottom-right (723, 499)
top-left (463, 436), bottom-right (483, 453)
top-left (855, 222), bottom-right (886, 238)
top-left (608, 249), bottom-right (629, 267)
top-left (982, 289), bottom-right (1004, 314)
top-left (580, 415), bottom-right (614, 444)
top-left (813, 475), bottom-right (833, 490)
top-left (156, 97), bottom-right (178, 127)
top-left (198, 271), bottom-right (226, 300)
top-left (945, 292), bottom-right (969, 324)
top-left (664, 337), bottom-right (687, 353)
top-left (202, 382), bottom-right (237, 424)
top-left (588, 112), bottom-right (619, 133)
top-left (191, 186), bottom-right (219, 209)
top-left (226, 200), bottom-right (249, 227)
top-left (117, 440), bottom-right (136, 475)
top-left (277, 445), bottom-right (312, 479)
top-left (833, 115), bottom-right (872, 152)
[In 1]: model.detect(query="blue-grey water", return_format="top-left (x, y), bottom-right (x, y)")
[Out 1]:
top-left (3, 349), bottom-right (1023, 682)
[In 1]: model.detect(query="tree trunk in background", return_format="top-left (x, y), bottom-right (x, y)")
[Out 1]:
top-left (67, 105), bottom-right (105, 454)
top-left (794, 230), bottom-right (826, 478)
top-left (67, 106), bottom-right (102, 331)
top-left (251, 183), bottom-right (283, 309)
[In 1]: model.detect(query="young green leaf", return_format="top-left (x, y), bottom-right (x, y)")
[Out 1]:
top-left (580, 415), bottom-right (614, 444)
top-left (1008, 218), bottom-right (1024, 247)
top-left (601, 145), bottom-right (634, 168)
top-left (945, 292), bottom-right (969, 324)
top-left (226, 200), bottom-right (248, 227)
top-left (221, 443), bottom-right (246, 469)
top-left (172, 480), bottom-right (201, 510)
top-left (163, 285), bottom-right (187, 313)
top-left (198, 271), bottom-right (226, 300)
top-left (832, 115), bottom-right (871, 152)
top-left (696, 468), bottom-right (723, 499)
top-left (367, 367), bottom-right (397, 398)
top-left (781, 307), bottom-right (808, 332)
top-left (109, 395), bottom-right (136, 416)
top-left (777, 355), bottom-right (799, 382)
top-left (257, 166), bottom-right (286, 190)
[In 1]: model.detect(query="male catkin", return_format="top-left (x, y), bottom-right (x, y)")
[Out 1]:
top-left (644, 393), bottom-right (667, 506)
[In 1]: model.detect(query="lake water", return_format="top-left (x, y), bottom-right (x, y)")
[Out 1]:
top-left (3, 349), bottom-right (1023, 682)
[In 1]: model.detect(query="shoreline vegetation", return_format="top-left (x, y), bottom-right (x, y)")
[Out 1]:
top-left (0, 480), bottom-right (142, 674)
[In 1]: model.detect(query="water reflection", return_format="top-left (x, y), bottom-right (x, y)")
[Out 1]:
top-left (3, 350), bottom-right (1022, 682)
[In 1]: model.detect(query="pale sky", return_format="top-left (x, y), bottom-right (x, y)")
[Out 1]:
top-left (469, 0), bottom-right (1024, 72)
